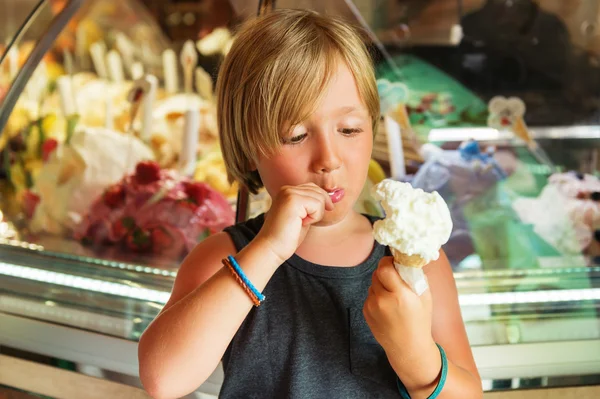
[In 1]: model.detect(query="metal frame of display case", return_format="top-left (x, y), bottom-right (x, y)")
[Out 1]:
top-left (2, 309), bottom-right (600, 393)
top-left (0, 0), bottom-right (86, 132)
top-left (1, 240), bottom-right (600, 392)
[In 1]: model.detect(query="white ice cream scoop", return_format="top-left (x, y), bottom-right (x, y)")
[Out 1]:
top-left (371, 180), bottom-right (453, 295)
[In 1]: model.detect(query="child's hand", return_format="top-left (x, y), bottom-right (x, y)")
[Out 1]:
top-left (363, 256), bottom-right (435, 356)
top-left (256, 183), bottom-right (334, 264)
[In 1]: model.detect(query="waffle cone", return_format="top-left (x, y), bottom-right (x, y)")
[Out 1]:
top-left (391, 249), bottom-right (427, 268)
top-left (512, 117), bottom-right (533, 145)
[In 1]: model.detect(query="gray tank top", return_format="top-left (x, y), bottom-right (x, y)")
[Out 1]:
top-left (221, 213), bottom-right (400, 398)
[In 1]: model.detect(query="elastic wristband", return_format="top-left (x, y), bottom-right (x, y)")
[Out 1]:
top-left (397, 343), bottom-right (448, 399)
top-left (222, 258), bottom-right (260, 306)
top-left (227, 255), bottom-right (266, 303)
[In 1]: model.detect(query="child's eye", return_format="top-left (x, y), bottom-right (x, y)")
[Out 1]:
top-left (283, 133), bottom-right (307, 145)
top-left (338, 128), bottom-right (363, 136)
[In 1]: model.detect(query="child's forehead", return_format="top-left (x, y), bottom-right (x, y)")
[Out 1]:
top-left (310, 63), bottom-right (368, 115)
top-left (309, 104), bottom-right (370, 120)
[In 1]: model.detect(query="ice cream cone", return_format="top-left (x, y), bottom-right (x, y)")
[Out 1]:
top-left (371, 180), bottom-right (452, 295)
top-left (512, 116), bottom-right (534, 146)
top-left (391, 249), bottom-right (428, 268)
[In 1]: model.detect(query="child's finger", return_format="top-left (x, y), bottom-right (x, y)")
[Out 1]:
top-left (286, 190), bottom-right (330, 221)
top-left (296, 195), bottom-right (327, 226)
top-left (299, 184), bottom-right (334, 211)
top-left (369, 273), bottom-right (388, 297)
top-left (374, 257), bottom-right (404, 293)
top-left (291, 186), bottom-right (331, 209)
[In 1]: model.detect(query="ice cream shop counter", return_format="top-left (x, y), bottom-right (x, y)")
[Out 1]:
top-left (1, 233), bottom-right (600, 395)
top-left (2, 0), bottom-right (600, 397)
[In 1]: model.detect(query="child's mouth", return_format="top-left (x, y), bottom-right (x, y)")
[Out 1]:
top-left (327, 188), bottom-right (345, 204)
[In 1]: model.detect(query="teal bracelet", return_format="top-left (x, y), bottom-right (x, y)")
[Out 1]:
top-left (397, 343), bottom-right (448, 399)
top-left (227, 255), bottom-right (266, 303)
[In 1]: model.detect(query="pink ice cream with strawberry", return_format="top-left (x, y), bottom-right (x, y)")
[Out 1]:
top-left (75, 160), bottom-right (234, 257)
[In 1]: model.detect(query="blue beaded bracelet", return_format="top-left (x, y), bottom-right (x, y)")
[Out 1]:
top-left (397, 343), bottom-right (448, 399)
top-left (227, 255), bottom-right (266, 303)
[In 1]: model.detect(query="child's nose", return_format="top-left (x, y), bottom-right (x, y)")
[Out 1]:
top-left (312, 137), bottom-right (342, 173)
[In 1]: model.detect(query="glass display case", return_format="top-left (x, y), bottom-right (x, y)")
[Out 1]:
top-left (1, 0), bottom-right (600, 397)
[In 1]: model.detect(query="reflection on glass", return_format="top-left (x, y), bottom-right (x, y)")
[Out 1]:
top-left (0, 0), bottom-right (55, 105)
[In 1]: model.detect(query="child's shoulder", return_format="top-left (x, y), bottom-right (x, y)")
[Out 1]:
top-left (169, 214), bottom-right (268, 308)
top-left (162, 231), bottom-right (236, 310)
top-left (225, 213), bottom-right (266, 233)
top-left (222, 213), bottom-right (266, 252)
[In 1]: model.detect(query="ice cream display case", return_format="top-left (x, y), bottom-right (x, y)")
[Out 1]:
top-left (1, 0), bottom-right (600, 397)
top-left (0, 0), bottom-right (252, 395)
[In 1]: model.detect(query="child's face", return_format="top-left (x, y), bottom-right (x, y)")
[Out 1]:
top-left (256, 62), bottom-right (373, 226)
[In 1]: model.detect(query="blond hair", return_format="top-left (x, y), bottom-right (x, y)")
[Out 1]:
top-left (216, 9), bottom-right (380, 194)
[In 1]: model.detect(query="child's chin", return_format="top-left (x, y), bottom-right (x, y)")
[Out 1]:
top-left (313, 205), bottom-right (352, 227)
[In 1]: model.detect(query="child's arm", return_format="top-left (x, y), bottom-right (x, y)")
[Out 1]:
top-left (138, 183), bottom-right (333, 399)
top-left (363, 251), bottom-right (483, 399)
top-left (427, 251), bottom-right (482, 398)
top-left (138, 233), bottom-right (281, 399)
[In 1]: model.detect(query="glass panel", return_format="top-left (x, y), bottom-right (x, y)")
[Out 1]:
top-left (0, 0), bottom-right (244, 273)
top-left (378, 0), bottom-right (600, 348)
top-left (0, 0), bottom-right (44, 49)
top-left (0, 0), bottom-right (58, 104)
top-left (0, 244), bottom-right (167, 340)
top-left (458, 266), bottom-right (600, 346)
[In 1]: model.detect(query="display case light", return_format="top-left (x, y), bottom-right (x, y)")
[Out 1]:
top-left (454, 265), bottom-right (600, 279)
top-left (0, 238), bottom-right (178, 278)
top-left (0, 262), bottom-right (170, 304)
top-left (2, 261), bottom-right (599, 307)
top-left (0, 295), bottom-right (134, 337)
top-left (460, 288), bottom-right (600, 306)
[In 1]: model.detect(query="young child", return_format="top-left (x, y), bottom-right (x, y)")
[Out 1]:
top-left (139, 9), bottom-right (483, 399)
